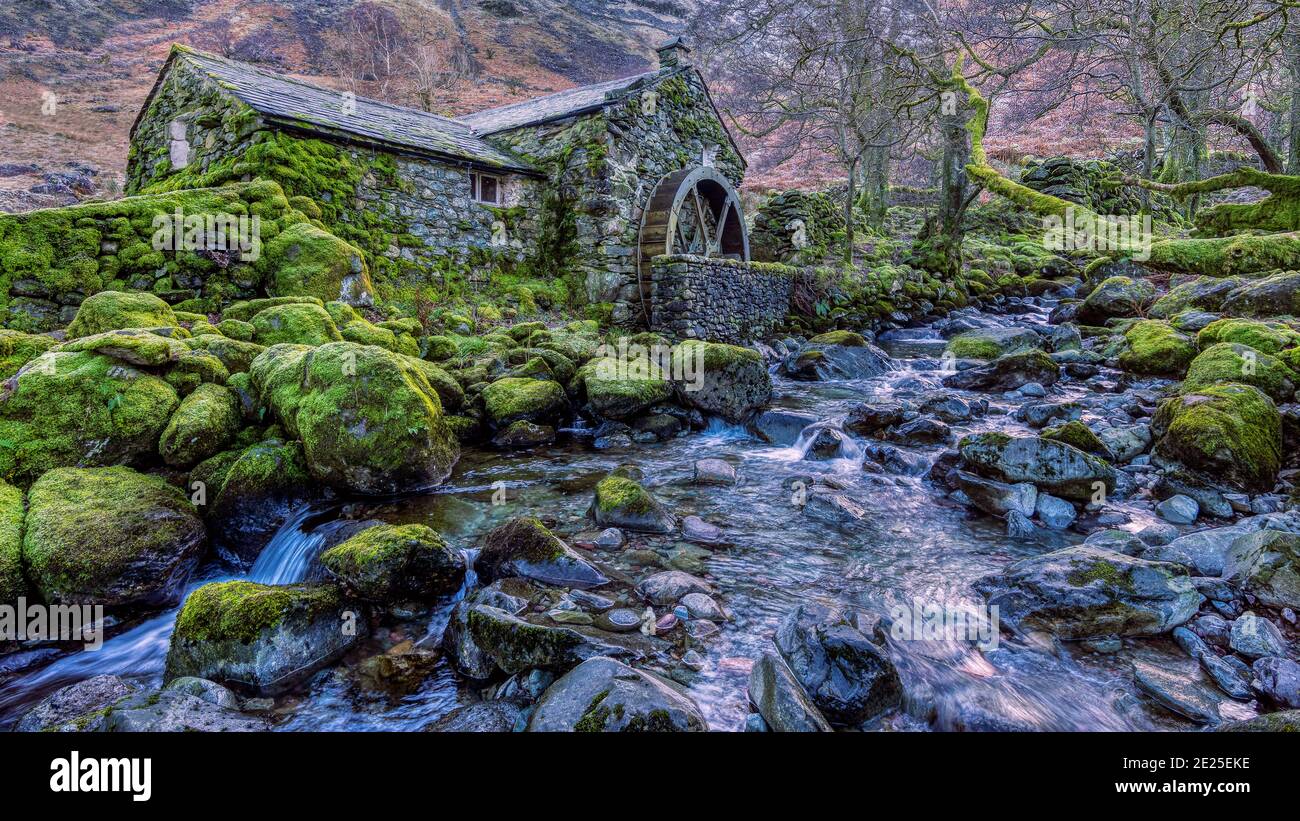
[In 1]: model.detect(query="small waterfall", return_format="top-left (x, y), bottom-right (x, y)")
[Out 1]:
top-left (0, 503), bottom-right (327, 725)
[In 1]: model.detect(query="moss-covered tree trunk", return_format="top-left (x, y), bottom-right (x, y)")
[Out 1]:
top-left (911, 80), bottom-right (970, 279)
top-left (858, 142), bottom-right (890, 230)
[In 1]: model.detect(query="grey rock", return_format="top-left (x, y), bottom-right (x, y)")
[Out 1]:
top-left (773, 602), bottom-right (901, 725)
top-left (1157, 494), bottom-right (1199, 525)
top-left (635, 570), bottom-right (714, 605)
top-left (424, 701), bottom-right (523, 732)
top-left (679, 592), bottom-right (727, 621)
top-left (474, 516), bottom-right (608, 589)
top-left (1229, 611), bottom-right (1287, 659)
top-left (958, 433), bottom-right (1116, 501)
top-left (528, 656), bottom-right (707, 731)
top-left (15, 675), bottom-right (136, 732)
top-left (693, 457), bottom-right (737, 485)
top-left (752, 410), bottom-right (819, 445)
top-left (1251, 656), bottom-right (1300, 709)
top-left (101, 689), bottom-right (268, 732)
top-left (465, 604), bottom-right (631, 675)
top-left (681, 515), bottom-right (724, 544)
top-left (1006, 510), bottom-right (1037, 537)
top-left (953, 470), bottom-right (1036, 517)
top-left (1133, 660), bottom-right (1255, 724)
top-left (1035, 493), bottom-right (1077, 530)
top-left (974, 546), bottom-right (1203, 639)
top-left (748, 651), bottom-right (833, 732)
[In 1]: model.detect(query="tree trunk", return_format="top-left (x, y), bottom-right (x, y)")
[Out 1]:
top-left (858, 143), bottom-right (890, 230)
top-left (844, 157), bottom-right (858, 263)
top-left (1289, 31), bottom-right (1300, 174)
top-left (926, 92), bottom-right (970, 279)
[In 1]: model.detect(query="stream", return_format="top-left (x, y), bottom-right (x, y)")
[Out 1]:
top-left (0, 296), bottom-right (1196, 731)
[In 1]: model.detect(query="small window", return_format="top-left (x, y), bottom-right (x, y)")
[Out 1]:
top-left (470, 172), bottom-right (502, 205)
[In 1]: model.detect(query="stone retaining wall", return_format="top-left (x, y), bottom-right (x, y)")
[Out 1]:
top-left (648, 254), bottom-right (794, 343)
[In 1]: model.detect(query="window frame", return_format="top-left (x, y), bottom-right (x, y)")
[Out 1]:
top-left (470, 171), bottom-right (504, 205)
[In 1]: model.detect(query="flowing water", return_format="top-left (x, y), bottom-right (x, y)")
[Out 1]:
top-left (0, 299), bottom-right (1188, 731)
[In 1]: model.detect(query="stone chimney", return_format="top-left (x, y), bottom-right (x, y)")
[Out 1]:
top-left (656, 37), bottom-right (691, 70)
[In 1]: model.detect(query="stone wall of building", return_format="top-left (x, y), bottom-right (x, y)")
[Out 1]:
top-left (127, 58), bottom-right (547, 288)
top-left (485, 66), bottom-right (746, 326)
top-left (648, 254), bottom-right (794, 343)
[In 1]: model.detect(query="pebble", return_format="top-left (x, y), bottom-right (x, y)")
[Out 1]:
top-left (594, 527), bottom-right (625, 549)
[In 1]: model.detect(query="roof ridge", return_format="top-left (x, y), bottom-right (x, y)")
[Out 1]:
top-left (178, 45), bottom-right (473, 132)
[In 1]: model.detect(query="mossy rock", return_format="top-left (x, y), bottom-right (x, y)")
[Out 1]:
top-left (159, 383), bottom-right (242, 467)
top-left (808, 330), bottom-right (867, 347)
top-left (593, 474), bottom-right (675, 533)
top-left (576, 356), bottom-right (674, 420)
top-left (1182, 343), bottom-right (1296, 402)
top-left (23, 466), bottom-right (205, 607)
top-left (481, 377), bottom-right (569, 427)
top-left (1148, 276), bottom-right (1244, 319)
top-left (250, 302), bottom-right (342, 347)
top-left (0, 329), bottom-right (56, 379)
top-left (421, 335), bottom-right (456, 362)
top-left (184, 334), bottom-right (265, 375)
top-left (207, 438), bottom-right (321, 565)
top-left (506, 321), bottom-right (546, 342)
top-left (1077, 276), bottom-right (1155, 325)
top-left (400, 355), bottom-right (465, 412)
top-left (1042, 420), bottom-right (1114, 460)
top-left (1220, 270), bottom-right (1300, 317)
top-left (0, 351), bottom-right (179, 487)
top-left (320, 523), bottom-right (465, 602)
top-left (216, 318), bottom-right (256, 341)
top-left (1152, 383), bottom-right (1282, 492)
top-left (165, 580), bottom-right (362, 695)
top-left (66, 291), bottom-right (179, 339)
top-left (1117, 320), bottom-right (1197, 377)
top-left (474, 516), bottom-right (607, 588)
top-left (1197, 318), bottom-right (1300, 355)
top-left (249, 342), bottom-right (459, 494)
top-left (669, 340), bottom-right (770, 423)
top-left (946, 327), bottom-right (1041, 360)
top-left (59, 328), bottom-right (188, 367)
top-left (260, 221), bottom-right (373, 305)
top-left (0, 478), bottom-right (25, 604)
top-left (222, 295), bottom-right (323, 323)
top-left (341, 319), bottom-right (399, 351)
top-left (165, 349), bottom-right (230, 395)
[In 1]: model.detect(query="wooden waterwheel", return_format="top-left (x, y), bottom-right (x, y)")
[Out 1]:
top-left (637, 166), bottom-right (749, 322)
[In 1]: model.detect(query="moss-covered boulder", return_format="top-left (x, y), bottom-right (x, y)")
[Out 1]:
top-left (249, 342), bottom-right (459, 494)
top-left (463, 603), bottom-right (626, 676)
top-left (222, 295), bottom-right (323, 323)
top-left (0, 351), bottom-right (179, 486)
top-left (261, 221), bottom-right (373, 305)
top-left (0, 478), bottom-right (25, 604)
top-left (1041, 420), bottom-right (1114, 460)
top-left (670, 340), bottom-right (771, 422)
top-left (250, 302), bottom-right (342, 347)
top-left (422, 335), bottom-right (456, 362)
top-left (66, 291), bottom-right (178, 339)
top-left (59, 328), bottom-right (187, 367)
top-left (527, 656), bottom-right (707, 732)
top-left (1197, 318), bottom-right (1300, 356)
top-left (593, 474), bottom-right (676, 533)
top-left (481, 377), bottom-right (569, 427)
top-left (946, 327), bottom-right (1041, 359)
top-left (401, 355), bottom-right (464, 412)
top-left (0, 329), bottom-right (56, 379)
top-left (1117, 320), bottom-right (1197, 376)
top-left (158, 383), bottom-right (242, 467)
top-left (183, 335), bottom-right (264, 378)
top-left (577, 356), bottom-right (674, 420)
top-left (973, 546), bottom-right (1202, 639)
top-left (958, 432), bottom-right (1116, 501)
top-left (1221, 270), bottom-right (1300, 317)
top-left (1148, 276), bottom-right (1244, 319)
top-left (1152, 383), bottom-right (1282, 491)
top-left (809, 330), bottom-right (868, 347)
top-left (320, 523), bottom-right (465, 602)
top-left (216, 318), bottom-right (256, 341)
top-left (1077, 276), bottom-right (1156, 324)
top-left (165, 581), bottom-right (363, 695)
top-left (475, 516), bottom-right (608, 589)
top-left (23, 467), bottom-right (205, 607)
top-left (207, 438), bottom-right (322, 566)
top-left (1182, 343), bottom-right (1296, 401)
top-left (942, 350), bottom-right (1060, 391)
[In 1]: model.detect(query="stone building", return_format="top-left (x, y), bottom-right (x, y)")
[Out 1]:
top-left (128, 38), bottom-right (763, 327)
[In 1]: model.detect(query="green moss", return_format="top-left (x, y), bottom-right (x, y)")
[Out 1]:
top-left (481, 377), bottom-right (567, 426)
top-left (1197, 318), bottom-right (1300, 355)
top-left (0, 330), bottom-right (56, 379)
top-left (184, 334), bottom-right (265, 375)
top-left (594, 475), bottom-right (654, 515)
top-left (216, 318), bottom-right (256, 341)
top-left (66, 291), bottom-right (179, 339)
top-left (1118, 320), bottom-right (1197, 376)
top-left (60, 328), bottom-right (187, 366)
top-left (0, 478), bottom-right (25, 603)
top-left (158, 383), bottom-right (242, 467)
top-left (250, 302), bottom-right (342, 347)
top-left (1153, 383), bottom-right (1282, 491)
top-left (808, 330), bottom-right (867, 347)
top-left (319, 523), bottom-right (461, 601)
top-left (1042, 421), bottom-right (1111, 458)
top-left (259, 221), bottom-right (372, 304)
top-left (1182, 343), bottom-right (1297, 401)
top-left (947, 335), bottom-right (1003, 360)
top-left (172, 580), bottom-right (341, 644)
top-left (0, 351), bottom-right (179, 486)
top-left (223, 295), bottom-right (323, 322)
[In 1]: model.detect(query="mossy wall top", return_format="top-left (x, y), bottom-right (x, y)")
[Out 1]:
top-left (0, 180), bottom-right (304, 331)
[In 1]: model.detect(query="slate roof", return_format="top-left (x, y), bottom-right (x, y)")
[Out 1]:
top-left (459, 71), bottom-right (660, 135)
top-left (142, 46), bottom-right (537, 174)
